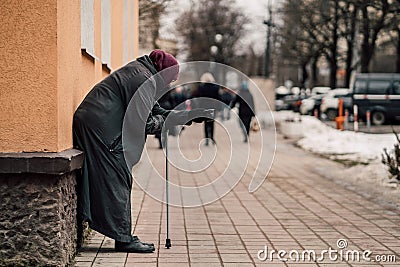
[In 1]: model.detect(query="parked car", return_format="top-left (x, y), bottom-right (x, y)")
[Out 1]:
top-left (275, 99), bottom-right (289, 111)
top-left (283, 93), bottom-right (308, 112)
top-left (275, 86), bottom-right (291, 111)
top-left (320, 88), bottom-right (352, 120)
top-left (352, 73), bottom-right (400, 125)
top-left (275, 86), bottom-right (290, 96)
top-left (299, 94), bottom-right (326, 115)
top-left (311, 86), bottom-right (331, 95)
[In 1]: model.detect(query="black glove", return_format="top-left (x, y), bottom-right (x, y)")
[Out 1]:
top-left (162, 108), bottom-right (215, 132)
top-left (145, 114), bottom-right (165, 135)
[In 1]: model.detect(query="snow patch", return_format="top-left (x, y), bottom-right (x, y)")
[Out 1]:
top-left (292, 115), bottom-right (398, 164)
top-left (273, 111), bottom-right (400, 207)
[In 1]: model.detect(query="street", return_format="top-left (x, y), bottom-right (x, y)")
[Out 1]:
top-left (74, 122), bottom-right (400, 267)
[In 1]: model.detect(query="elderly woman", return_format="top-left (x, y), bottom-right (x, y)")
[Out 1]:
top-left (73, 50), bottom-right (211, 253)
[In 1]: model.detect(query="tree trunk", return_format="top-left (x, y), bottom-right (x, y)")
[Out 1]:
top-left (330, 57), bottom-right (337, 89)
top-left (359, 1), bottom-right (389, 73)
top-left (302, 62), bottom-right (309, 89)
top-left (150, 6), bottom-right (161, 49)
top-left (345, 41), bottom-right (354, 87)
top-left (360, 4), bottom-right (370, 73)
top-left (397, 29), bottom-right (400, 73)
top-left (345, 4), bottom-right (357, 88)
top-left (329, 0), bottom-right (339, 89)
top-left (311, 57), bottom-right (318, 88)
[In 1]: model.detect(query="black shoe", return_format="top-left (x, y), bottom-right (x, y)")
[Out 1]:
top-left (132, 235), bottom-right (155, 248)
top-left (115, 239), bottom-right (154, 253)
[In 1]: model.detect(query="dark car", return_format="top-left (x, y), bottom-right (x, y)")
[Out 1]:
top-left (283, 94), bottom-right (308, 113)
top-left (352, 73), bottom-right (400, 125)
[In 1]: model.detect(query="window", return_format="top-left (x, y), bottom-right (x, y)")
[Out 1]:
top-left (81, 0), bottom-right (95, 57)
top-left (393, 81), bottom-right (400, 95)
top-left (334, 94), bottom-right (348, 98)
top-left (101, 0), bottom-right (111, 67)
top-left (354, 80), bottom-right (367, 94)
top-left (368, 80), bottom-right (391, 95)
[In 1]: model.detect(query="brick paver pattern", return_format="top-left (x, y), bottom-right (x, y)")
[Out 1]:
top-left (73, 121), bottom-right (400, 267)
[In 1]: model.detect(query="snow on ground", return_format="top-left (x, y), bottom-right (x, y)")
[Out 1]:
top-left (274, 111), bottom-right (398, 164)
top-left (298, 116), bottom-right (398, 164)
top-left (273, 111), bottom-right (400, 207)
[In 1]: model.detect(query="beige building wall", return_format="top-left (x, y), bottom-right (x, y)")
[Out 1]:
top-left (0, 0), bottom-right (59, 152)
top-left (0, 0), bottom-right (139, 153)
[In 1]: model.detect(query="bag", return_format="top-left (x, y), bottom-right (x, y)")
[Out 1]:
top-left (251, 118), bottom-right (260, 132)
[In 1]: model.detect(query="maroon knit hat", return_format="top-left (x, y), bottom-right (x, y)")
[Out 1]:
top-left (149, 49), bottom-right (179, 85)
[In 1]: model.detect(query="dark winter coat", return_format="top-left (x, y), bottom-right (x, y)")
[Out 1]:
top-left (73, 55), bottom-right (170, 242)
top-left (230, 88), bottom-right (255, 118)
top-left (196, 82), bottom-right (221, 110)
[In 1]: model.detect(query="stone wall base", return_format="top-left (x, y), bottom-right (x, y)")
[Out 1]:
top-left (0, 149), bottom-right (83, 267)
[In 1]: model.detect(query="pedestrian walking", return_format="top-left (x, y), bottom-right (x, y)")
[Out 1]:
top-left (73, 49), bottom-right (212, 253)
top-left (197, 72), bottom-right (220, 145)
top-left (220, 87), bottom-right (233, 120)
top-left (230, 81), bottom-right (255, 143)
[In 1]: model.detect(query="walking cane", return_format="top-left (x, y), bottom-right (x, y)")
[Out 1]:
top-left (163, 109), bottom-right (214, 249)
top-left (164, 129), bottom-right (171, 249)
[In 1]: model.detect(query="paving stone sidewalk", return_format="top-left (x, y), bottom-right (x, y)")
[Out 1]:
top-left (73, 122), bottom-right (400, 267)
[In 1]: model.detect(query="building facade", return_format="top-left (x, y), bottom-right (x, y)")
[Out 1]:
top-left (0, 0), bottom-right (139, 153)
top-left (0, 1), bottom-right (139, 265)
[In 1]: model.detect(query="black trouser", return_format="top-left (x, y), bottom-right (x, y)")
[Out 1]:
top-left (240, 115), bottom-right (252, 137)
top-left (204, 120), bottom-right (215, 140)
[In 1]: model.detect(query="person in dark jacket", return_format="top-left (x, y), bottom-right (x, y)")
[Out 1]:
top-left (73, 50), bottom-right (211, 253)
top-left (220, 87), bottom-right (233, 120)
top-left (230, 81), bottom-right (255, 143)
top-left (197, 72), bottom-right (220, 145)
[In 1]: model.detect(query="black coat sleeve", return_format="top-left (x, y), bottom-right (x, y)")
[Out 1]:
top-left (145, 114), bottom-right (165, 135)
top-left (152, 102), bottom-right (171, 118)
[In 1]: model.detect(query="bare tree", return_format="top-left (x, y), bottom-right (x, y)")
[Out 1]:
top-left (357, 0), bottom-right (393, 73)
top-left (396, 27), bottom-right (400, 73)
top-left (278, 0), bottom-right (400, 88)
top-left (278, 0), bottom-right (329, 88)
top-left (322, 0), bottom-right (340, 89)
top-left (385, 0), bottom-right (400, 73)
top-left (139, 0), bottom-right (173, 49)
top-left (339, 0), bottom-right (359, 87)
top-left (175, 0), bottom-right (248, 65)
